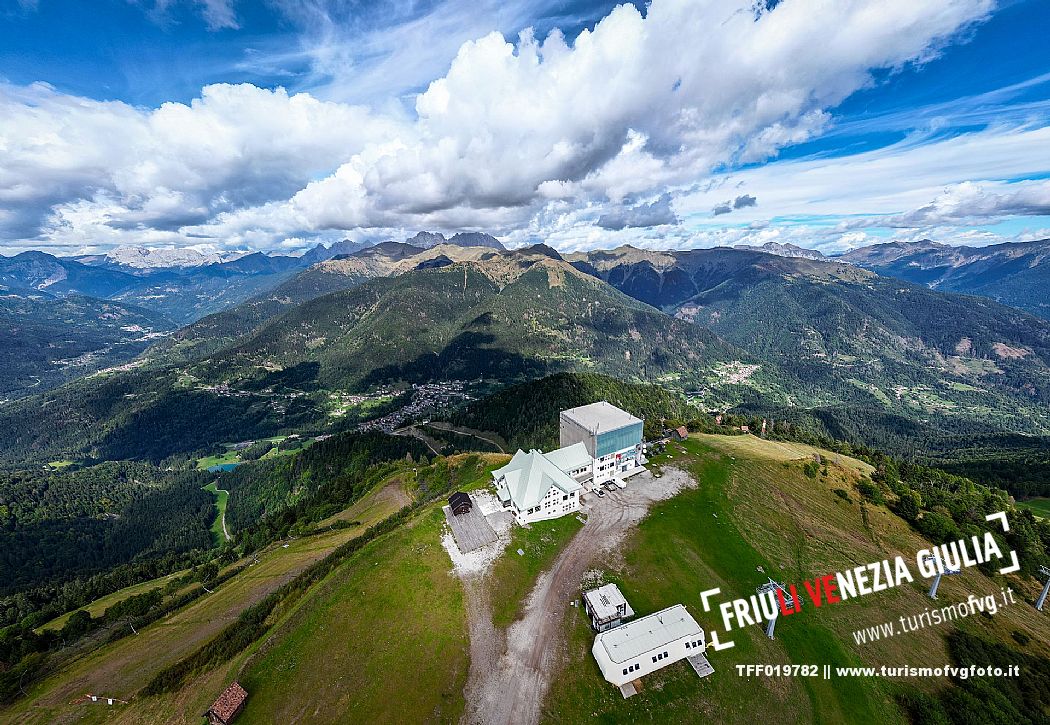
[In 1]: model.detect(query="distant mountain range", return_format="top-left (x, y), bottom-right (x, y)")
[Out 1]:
top-left (733, 241), bottom-right (826, 260)
top-left (74, 245), bottom-right (249, 269)
top-left (731, 238), bottom-right (1050, 320)
top-left (8, 234), bottom-right (1047, 325)
top-left (405, 231), bottom-right (505, 250)
top-left (839, 238), bottom-right (1050, 319)
top-left (1, 239), bottom-right (1049, 464)
top-left (0, 233), bottom-right (508, 322)
top-left (0, 249), bottom-right (305, 324)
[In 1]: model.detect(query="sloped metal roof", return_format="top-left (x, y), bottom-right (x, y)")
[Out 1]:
top-left (542, 442), bottom-right (592, 472)
top-left (492, 449), bottom-right (582, 510)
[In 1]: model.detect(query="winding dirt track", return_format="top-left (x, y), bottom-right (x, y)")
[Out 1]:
top-left (459, 468), bottom-right (695, 725)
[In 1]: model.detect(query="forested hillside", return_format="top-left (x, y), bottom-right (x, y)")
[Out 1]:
top-left (0, 463), bottom-right (213, 594)
top-left (195, 256), bottom-right (746, 391)
top-left (449, 372), bottom-right (703, 450)
top-left (575, 246), bottom-right (1050, 437)
top-left (0, 294), bottom-right (173, 399)
top-left (221, 432), bottom-right (429, 538)
top-left (0, 254), bottom-right (758, 463)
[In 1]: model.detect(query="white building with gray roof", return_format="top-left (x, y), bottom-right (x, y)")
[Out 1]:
top-left (591, 605), bottom-right (705, 687)
top-left (492, 448), bottom-right (583, 525)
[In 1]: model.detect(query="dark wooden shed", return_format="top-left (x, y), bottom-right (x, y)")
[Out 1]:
top-left (448, 491), bottom-right (472, 516)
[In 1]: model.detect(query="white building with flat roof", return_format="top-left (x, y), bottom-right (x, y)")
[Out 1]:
top-left (492, 449), bottom-right (583, 525)
top-left (592, 605), bottom-right (705, 687)
top-left (583, 584), bottom-right (635, 632)
top-left (560, 402), bottom-right (646, 485)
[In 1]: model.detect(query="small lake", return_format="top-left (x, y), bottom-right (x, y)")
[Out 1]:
top-left (207, 462), bottom-right (241, 473)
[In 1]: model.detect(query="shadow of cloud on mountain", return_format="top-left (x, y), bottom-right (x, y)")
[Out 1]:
top-left (358, 330), bottom-right (558, 387)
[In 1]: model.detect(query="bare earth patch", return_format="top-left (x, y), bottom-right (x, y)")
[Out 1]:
top-left (457, 468), bottom-right (696, 725)
top-left (992, 341), bottom-right (1029, 359)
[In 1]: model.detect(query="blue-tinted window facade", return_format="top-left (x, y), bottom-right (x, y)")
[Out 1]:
top-left (595, 422), bottom-right (643, 458)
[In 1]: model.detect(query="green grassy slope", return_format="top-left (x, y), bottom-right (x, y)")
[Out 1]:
top-left (1016, 498), bottom-right (1050, 520)
top-left (8, 434), bottom-right (1050, 724)
top-left (236, 508), bottom-right (468, 723)
top-left (543, 434), bottom-right (1050, 723)
top-left (2, 487), bottom-right (402, 724)
top-left (203, 482), bottom-right (229, 545)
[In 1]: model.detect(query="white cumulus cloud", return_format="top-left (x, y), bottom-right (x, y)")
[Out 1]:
top-left (0, 0), bottom-right (1000, 253)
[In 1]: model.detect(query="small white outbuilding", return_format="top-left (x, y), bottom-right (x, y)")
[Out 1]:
top-left (582, 583), bottom-right (635, 632)
top-left (591, 605), bottom-right (705, 687)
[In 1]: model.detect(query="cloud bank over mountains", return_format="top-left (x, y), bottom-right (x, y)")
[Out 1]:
top-left (7, 0), bottom-right (1046, 255)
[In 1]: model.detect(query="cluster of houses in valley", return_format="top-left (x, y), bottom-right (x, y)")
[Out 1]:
top-left (444, 400), bottom-right (713, 696)
top-left (357, 380), bottom-right (474, 433)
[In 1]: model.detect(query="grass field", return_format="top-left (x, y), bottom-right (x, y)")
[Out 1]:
top-left (236, 507), bottom-right (469, 724)
top-left (35, 572), bottom-right (185, 633)
top-left (488, 515), bottom-right (583, 627)
top-left (542, 434), bottom-right (1050, 724)
top-left (1016, 497), bottom-right (1050, 520)
top-left (3, 479), bottom-right (409, 725)
top-left (196, 449), bottom-right (240, 470)
top-left (204, 481), bottom-right (230, 545)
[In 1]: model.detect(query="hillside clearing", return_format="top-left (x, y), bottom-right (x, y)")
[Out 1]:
top-left (1016, 497), bottom-right (1050, 520)
top-left (235, 508), bottom-right (469, 723)
top-left (35, 571), bottom-right (186, 633)
top-left (204, 481), bottom-right (231, 544)
top-left (4, 485), bottom-right (402, 724)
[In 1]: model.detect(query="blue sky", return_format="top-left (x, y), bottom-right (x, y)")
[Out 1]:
top-left (1, 0), bottom-right (1048, 254)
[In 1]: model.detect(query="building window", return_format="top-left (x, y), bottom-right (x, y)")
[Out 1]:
top-left (563, 494), bottom-right (568, 500)
top-left (622, 668), bottom-right (628, 676)
top-left (685, 642), bottom-right (690, 649)
top-left (652, 656), bottom-right (658, 663)
top-left (663, 651), bottom-right (668, 658)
